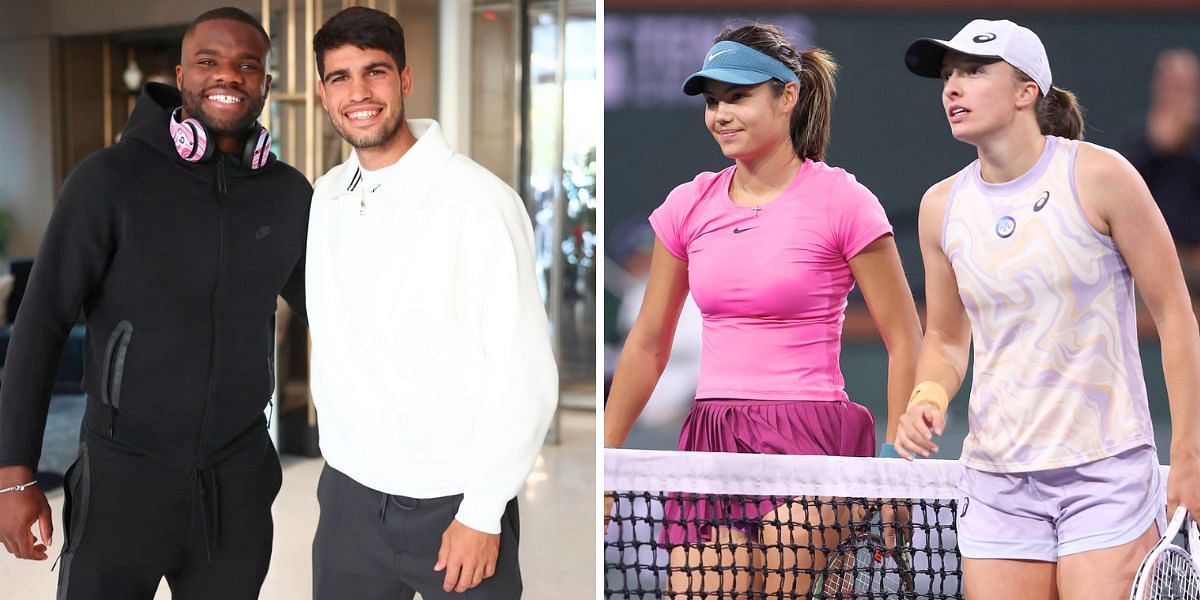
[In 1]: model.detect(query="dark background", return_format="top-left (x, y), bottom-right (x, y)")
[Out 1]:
top-left (604, 6), bottom-right (1200, 460)
top-left (606, 10), bottom-right (1200, 297)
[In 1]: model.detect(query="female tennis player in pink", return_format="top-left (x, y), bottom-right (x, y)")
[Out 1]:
top-left (604, 23), bottom-right (922, 597)
top-left (894, 18), bottom-right (1200, 600)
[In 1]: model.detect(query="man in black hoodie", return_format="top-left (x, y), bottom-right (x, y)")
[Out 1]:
top-left (0, 8), bottom-right (309, 599)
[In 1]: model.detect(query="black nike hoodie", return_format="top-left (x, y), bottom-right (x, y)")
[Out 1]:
top-left (0, 83), bottom-right (310, 471)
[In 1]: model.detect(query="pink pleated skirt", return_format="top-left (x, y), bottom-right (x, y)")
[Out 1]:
top-left (661, 398), bottom-right (876, 545)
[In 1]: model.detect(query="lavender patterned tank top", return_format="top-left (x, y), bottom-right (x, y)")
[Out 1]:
top-left (942, 136), bottom-right (1154, 472)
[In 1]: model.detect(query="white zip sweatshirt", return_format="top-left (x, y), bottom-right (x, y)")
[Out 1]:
top-left (306, 119), bottom-right (558, 534)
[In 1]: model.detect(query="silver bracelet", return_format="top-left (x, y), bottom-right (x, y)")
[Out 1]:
top-left (0, 480), bottom-right (37, 494)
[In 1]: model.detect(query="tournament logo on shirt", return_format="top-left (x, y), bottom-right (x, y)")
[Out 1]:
top-left (995, 216), bottom-right (1016, 238)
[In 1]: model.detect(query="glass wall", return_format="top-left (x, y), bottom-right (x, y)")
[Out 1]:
top-left (526, 0), bottom-right (597, 404)
top-left (472, 0), bottom-right (597, 408)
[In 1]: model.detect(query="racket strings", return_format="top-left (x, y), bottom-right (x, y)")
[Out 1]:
top-left (1146, 548), bottom-right (1200, 600)
top-left (821, 547), bottom-right (907, 596)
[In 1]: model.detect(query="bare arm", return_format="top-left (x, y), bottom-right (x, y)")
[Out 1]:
top-left (1076, 143), bottom-right (1200, 515)
top-left (848, 235), bottom-right (922, 444)
top-left (603, 239), bottom-right (690, 448)
top-left (895, 177), bottom-right (973, 459)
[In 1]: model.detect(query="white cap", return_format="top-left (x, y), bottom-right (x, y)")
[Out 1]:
top-left (905, 19), bottom-right (1052, 96)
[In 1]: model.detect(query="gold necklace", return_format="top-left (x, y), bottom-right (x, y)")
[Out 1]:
top-left (734, 172), bottom-right (791, 217)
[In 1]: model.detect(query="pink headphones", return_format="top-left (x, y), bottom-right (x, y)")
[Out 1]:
top-left (169, 107), bottom-right (272, 170)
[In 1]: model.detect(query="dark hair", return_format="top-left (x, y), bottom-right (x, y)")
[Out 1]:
top-left (1014, 70), bottom-right (1085, 140)
top-left (313, 7), bottom-right (406, 80)
top-left (185, 7), bottom-right (271, 49)
top-left (714, 24), bottom-right (838, 161)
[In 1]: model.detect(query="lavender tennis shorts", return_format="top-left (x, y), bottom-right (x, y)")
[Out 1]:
top-left (955, 445), bottom-right (1165, 561)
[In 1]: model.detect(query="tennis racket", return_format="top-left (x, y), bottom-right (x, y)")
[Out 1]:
top-left (1129, 506), bottom-right (1200, 600)
top-left (813, 502), bottom-right (915, 599)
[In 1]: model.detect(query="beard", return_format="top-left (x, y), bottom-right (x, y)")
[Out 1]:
top-left (331, 100), bottom-right (406, 149)
top-left (180, 84), bottom-right (265, 137)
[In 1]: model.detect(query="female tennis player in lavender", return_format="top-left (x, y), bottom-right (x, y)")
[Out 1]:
top-left (894, 19), bottom-right (1200, 600)
top-left (604, 23), bottom-right (922, 597)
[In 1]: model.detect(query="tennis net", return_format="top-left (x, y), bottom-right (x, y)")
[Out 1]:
top-left (604, 448), bottom-right (964, 600)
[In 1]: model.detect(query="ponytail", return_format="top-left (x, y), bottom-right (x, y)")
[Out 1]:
top-left (1036, 86), bottom-right (1085, 140)
top-left (714, 24), bottom-right (838, 161)
top-left (791, 48), bottom-right (838, 161)
top-left (1014, 68), bottom-right (1085, 140)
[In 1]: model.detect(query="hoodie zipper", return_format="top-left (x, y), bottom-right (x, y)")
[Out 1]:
top-left (196, 159), bottom-right (227, 467)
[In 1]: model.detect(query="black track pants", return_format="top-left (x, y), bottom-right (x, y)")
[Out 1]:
top-left (55, 430), bottom-right (282, 600)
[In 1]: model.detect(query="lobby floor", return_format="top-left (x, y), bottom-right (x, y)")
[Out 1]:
top-left (1, 408), bottom-right (597, 599)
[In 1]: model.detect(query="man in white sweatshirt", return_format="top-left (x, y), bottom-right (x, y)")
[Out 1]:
top-left (306, 7), bottom-right (557, 599)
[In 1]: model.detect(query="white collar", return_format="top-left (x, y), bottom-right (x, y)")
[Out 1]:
top-left (338, 119), bottom-right (455, 206)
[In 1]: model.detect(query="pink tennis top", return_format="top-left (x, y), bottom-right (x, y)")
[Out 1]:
top-left (649, 160), bottom-right (893, 402)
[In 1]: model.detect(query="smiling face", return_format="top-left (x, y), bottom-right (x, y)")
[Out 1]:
top-left (940, 51), bottom-right (1039, 144)
top-left (176, 19), bottom-right (271, 137)
top-left (701, 79), bottom-right (796, 162)
top-left (317, 44), bottom-right (411, 151)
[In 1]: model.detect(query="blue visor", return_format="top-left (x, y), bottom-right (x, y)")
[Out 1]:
top-left (682, 40), bottom-right (801, 96)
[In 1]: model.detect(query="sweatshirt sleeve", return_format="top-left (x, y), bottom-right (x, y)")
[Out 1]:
top-left (278, 174), bottom-right (311, 325)
top-left (280, 214), bottom-right (308, 326)
top-left (0, 154), bottom-right (120, 468)
top-left (454, 181), bottom-right (558, 534)
top-left (280, 251), bottom-right (307, 326)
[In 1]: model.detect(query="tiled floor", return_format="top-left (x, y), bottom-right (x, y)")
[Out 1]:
top-left (2, 408), bottom-right (596, 599)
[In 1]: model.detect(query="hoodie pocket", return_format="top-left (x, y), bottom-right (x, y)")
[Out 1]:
top-left (100, 321), bottom-right (133, 438)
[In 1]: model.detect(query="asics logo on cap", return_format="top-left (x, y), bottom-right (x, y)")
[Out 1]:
top-left (707, 48), bottom-right (734, 63)
top-left (906, 19), bottom-right (1052, 96)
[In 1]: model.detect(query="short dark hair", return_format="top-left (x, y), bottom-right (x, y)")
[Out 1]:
top-left (185, 7), bottom-right (271, 49)
top-left (313, 7), bottom-right (406, 80)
